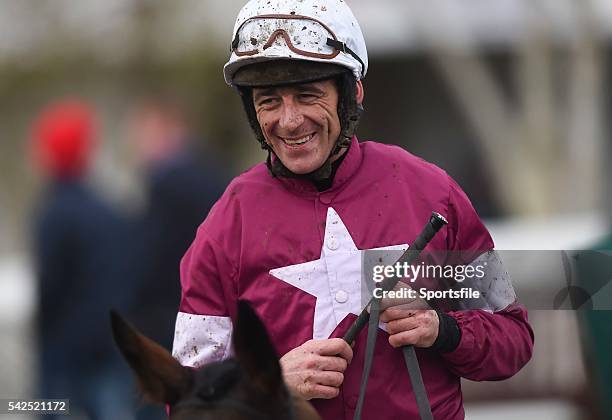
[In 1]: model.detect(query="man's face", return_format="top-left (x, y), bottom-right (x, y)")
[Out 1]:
top-left (253, 80), bottom-right (341, 175)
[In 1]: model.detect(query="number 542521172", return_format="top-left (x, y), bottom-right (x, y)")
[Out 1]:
top-left (3, 399), bottom-right (69, 414)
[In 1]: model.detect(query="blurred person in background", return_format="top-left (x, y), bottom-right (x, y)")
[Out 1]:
top-left (124, 96), bottom-right (227, 419)
top-left (126, 96), bottom-right (227, 349)
top-left (30, 100), bottom-right (133, 419)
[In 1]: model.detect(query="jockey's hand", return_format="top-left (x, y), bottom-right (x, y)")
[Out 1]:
top-left (280, 338), bottom-right (352, 400)
top-left (379, 307), bottom-right (439, 348)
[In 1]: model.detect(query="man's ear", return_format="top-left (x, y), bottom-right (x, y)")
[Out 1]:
top-left (110, 311), bottom-right (193, 405)
top-left (232, 301), bottom-right (284, 394)
top-left (356, 80), bottom-right (364, 105)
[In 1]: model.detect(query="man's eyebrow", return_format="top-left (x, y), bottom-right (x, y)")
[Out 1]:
top-left (295, 84), bottom-right (325, 94)
top-left (253, 88), bottom-right (277, 101)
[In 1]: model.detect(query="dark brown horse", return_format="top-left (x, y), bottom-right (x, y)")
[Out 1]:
top-left (111, 301), bottom-right (320, 420)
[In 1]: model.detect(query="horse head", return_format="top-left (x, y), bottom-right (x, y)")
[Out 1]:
top-left (111, 301), bottom-right (320, 420)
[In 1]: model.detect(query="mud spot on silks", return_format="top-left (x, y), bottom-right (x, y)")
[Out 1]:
top-left (321, 5), bottom-right (327, 11)
top-left (250, 37), bottom-right (258, 45)
top-left (192, 346), bottom-right (198, 355)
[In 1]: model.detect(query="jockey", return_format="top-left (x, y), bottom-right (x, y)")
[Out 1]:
top-left (172, 1), bottom-right (534, 419)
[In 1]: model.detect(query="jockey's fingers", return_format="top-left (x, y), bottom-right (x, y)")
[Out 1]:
top-left (316, 338), bottom-right (353, 363)
top-left (380, 306), bottom-right (419, 322)
top-left (381, 307), bottom-right (437, 323)
top-left (304, 354), bottom-right (335, 371)
top-left (313, 370), bottom-right (344, 388)
top-left (311, 354), bottom-right (348, 372)
top-left (303, 383), bottom-right (340, 400)
top-left (386, 316), bottom-right (420, 335)
top-left (388, 327), bottom-right (423, 348)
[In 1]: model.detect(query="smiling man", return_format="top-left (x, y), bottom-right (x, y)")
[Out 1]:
top-left (171, 1), bottom-right (534, 419)
top-left (252, 80), bottom-right (350, 175)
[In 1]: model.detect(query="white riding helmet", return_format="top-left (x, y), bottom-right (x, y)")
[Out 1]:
top-left (223, 0), bottom-right (368, 86)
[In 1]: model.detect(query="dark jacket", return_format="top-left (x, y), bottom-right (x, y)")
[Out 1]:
top-left (33, 180), bottom-right (129, 373)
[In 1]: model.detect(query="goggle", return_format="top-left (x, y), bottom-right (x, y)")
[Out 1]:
top-left (231, 14), bottom-right (365, 77)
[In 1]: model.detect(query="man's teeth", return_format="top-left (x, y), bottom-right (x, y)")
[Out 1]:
top-left (283, 134), bottom-right (313, 145)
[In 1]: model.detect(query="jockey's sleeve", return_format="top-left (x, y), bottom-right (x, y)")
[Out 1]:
top-left (171, 197), bottom-right (239, 369)
top-left (437, 177), bottom-right (534, 380)
top-left (442, 304), bottom-right (533, 380)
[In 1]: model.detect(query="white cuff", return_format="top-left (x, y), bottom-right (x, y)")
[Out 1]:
top-left (172, 312), bottom-right (234, 368)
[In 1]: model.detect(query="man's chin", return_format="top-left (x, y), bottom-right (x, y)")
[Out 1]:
top-left (279, 159), bottom-right (320, 176)
top-left (285, 165), bottom-right (314, 175)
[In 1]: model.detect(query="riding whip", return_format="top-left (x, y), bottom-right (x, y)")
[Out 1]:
top-left (345, 212), bottom-right (448, 420)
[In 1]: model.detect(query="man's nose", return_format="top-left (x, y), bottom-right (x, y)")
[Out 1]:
top-left (278, 98), bottom-right (304, 131)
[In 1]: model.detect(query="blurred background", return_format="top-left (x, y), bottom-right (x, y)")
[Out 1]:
top-left (0, 0), bottom-right (610, 419)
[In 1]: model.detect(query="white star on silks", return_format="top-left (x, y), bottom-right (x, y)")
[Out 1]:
top-left (269, 207), bottom-right (408, 340)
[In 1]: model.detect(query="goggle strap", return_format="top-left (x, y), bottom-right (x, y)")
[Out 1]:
top-left (326, 38), bottom-right (365, 77)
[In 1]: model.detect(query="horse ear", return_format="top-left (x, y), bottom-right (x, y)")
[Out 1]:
top-left (233, 301), bottom-right (283, 393)
top-left (110, 310), bottom-right (193, 405)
